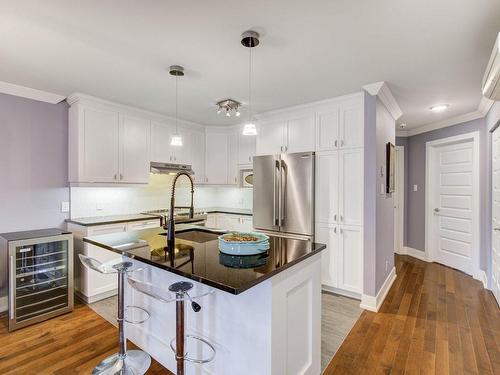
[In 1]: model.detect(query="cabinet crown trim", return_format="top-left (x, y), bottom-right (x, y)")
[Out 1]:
top-left (362, 81), bottom-right (402, 120)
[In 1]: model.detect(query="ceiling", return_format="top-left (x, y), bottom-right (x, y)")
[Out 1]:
top-left (0, 1), bottom-right (499, 129)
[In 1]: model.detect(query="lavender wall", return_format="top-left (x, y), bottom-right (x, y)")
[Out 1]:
top-left (0, 93), bottom-right (69, 233)
top-left (397, 118), bottom-right (488, 271)
top-left (363, 93), bottom-right (396, 296)
top-left (375, 100), bottom-right (396, 292)
top-left (363, 92), bottom-right (377, 296)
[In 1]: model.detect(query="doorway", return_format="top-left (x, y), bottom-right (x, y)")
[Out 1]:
top-left (491, 125), bottom-right (500, 304)
top-left (425, 132), bottom-right (480, 277)
top-left (394, 146), bottom-right (405, 254)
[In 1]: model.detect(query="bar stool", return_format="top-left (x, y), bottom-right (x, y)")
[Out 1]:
top-left (127, 277), bottom-right (216, 375)
top-left (79, 254), bottom-right (152, 375)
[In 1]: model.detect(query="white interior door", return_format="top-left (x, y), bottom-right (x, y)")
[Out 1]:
top-left (427, 135), bottom-right (479, 276)
top-left (492, 126), bottom-right (500, 304)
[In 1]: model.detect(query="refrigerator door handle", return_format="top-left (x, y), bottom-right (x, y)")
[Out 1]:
top-left (281, 159), bottom-right (287, 226)
top-left (274, 159), bottom-right (280, 226)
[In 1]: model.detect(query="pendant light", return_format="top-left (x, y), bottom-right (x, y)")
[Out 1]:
top-left (241, 30), bottom-right (259, 136)
top-left (169, 65), bottom-right (184, 146)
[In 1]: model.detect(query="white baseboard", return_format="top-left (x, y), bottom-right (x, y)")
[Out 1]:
top-left (399, 247), bottom-right (490, 290)
top-left (401, 246), bottom-right (429, 261)
top-left (321, 285), bottom-right (361, 300)
top-left (360, 266), bottom-right (397, 312)
top-left (75, 289), bottom-right (117, 304)
top-left (475, 270), bottom-right (488, 289)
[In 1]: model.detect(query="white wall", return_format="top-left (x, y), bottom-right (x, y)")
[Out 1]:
top-left (70, 174), bottom-right (253, 218)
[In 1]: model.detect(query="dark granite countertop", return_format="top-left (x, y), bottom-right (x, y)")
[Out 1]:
top-left (67, 207), bottom-right (252, 227)
top-left (0, 228), bottom-right (71, 242)
top-left (83, 225), bottom-right (325, 295)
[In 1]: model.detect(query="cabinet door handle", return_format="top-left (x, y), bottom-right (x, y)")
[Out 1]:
top-left (284, 146), bottom-right (288, 152)
top-left (340, 215), bottom-right (343, 222)
top-left (249, 156), bottom-right (251, 162)
top-left (280, 146), bottom-right (283, 152)
top-left (120, 174), bottom-right (123, 180)
top-left (334, 227), bottom-right (337, 234)
top-left (340, 228), bottom-right (343, 234)
top-left (334, 140), bottom-right (338, 148)
top-left (114, 174), bottom-right (117, 180)
top-left (234, 177), bottom-right (237, 183)
top-left (340, 140), bottom-right (344, 147)
top-left (10, 255), bottom-right (14, 319)
top-left (334, 214), bottom-right (337, 221)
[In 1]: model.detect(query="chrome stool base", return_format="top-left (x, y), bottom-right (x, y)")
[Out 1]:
top-left (92, 350), bottom-right (151, 375)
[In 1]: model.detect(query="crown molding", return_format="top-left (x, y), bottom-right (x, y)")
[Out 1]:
top-left (66, 92), bottom-right (207, 129)
top-left (398, 110), bottom-right (484, 137)
top-left (478, 96), bottom-right (495, 116)
top-left (396, 130), bottom-right (409, 137)
top-left (362, 81), bottom-right (403, 120)
top-left (0, 81), bottom-right (65, 104)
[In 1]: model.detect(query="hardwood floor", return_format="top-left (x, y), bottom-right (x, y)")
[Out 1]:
top-left (324, 255), bottom-right (500, 375)
top-left (0, 300), bottom-right (171, 375)
top-left (1, 255), bottom-right (498, 374)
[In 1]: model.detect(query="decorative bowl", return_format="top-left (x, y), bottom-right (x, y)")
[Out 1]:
top-left (218, 232), bottom-right (270, 255)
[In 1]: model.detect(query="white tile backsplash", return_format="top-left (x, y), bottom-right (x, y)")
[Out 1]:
top-left (70, 174), bottom-right (252, 218)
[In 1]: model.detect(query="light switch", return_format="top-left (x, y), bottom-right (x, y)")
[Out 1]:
top-left (381, 183), bottom-right (385, 194)
top-left (61, 201), bottom-right (70, 213)
top-left (413, 184), bottom-right (418, 192)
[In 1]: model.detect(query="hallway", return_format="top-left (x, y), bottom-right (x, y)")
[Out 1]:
top-left (324, 255), bottom-right (500, 374)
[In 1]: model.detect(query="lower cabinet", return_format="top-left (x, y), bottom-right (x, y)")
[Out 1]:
top-left (206, 213), bottom-right (253, 232)
top-left (68, 218), bottom-right (161, 303)
top-left (316, 222), bottom-right (363, 295)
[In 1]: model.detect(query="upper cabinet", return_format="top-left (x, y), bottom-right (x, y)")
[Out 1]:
top-left (205, 130), bottom-right (229, 185)
top-left (190, 130), bottom-right (206, 184)
top-left (315, 97), bottom-right (364, 151)
top-left (150, 121), bottom-right (191, 165)
top-left (255, 94), bottom-right (364, 156)
top-left (286, 113), bottom-right (315, 153)
top-left (256, 119), bottom-right (284, 155)
top-left (69, 101), bottom-right (150, 184)
top-left (238, 131), bottom-right (256, 165)
top-left (228, 130), bottom-right (239, 185)
top-left (119, 115), bottom-right (150, 183)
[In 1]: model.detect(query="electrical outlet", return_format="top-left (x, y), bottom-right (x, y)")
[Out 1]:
top-left (413, 184), bottom-right (418, 192)
top-left (61, 201), bottom-right (70, 213)
top-left (381, 183), bottom-right (385, 194)
top-left (385, 260), bottom-right (388, 272)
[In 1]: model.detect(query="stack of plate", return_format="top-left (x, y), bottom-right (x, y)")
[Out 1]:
top-left (218, 232), bottom-right (270, 255)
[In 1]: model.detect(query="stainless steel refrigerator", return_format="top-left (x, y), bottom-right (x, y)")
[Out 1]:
top-left (253, 152), bottom-right (315, 237)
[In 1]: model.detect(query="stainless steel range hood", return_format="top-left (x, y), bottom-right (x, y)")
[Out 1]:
top-left (150, 161), bottom-right (194, 175)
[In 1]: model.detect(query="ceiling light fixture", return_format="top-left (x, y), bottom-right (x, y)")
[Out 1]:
top-left (399, 122), bottom-right (407, 129)
top-left (241, 30), bottom-right (259, 136)
top-left (169, 65), bottom-right (184, 147)
top-left (216, 98), bottom-right (241, 118)
top-left (429, 104), bottom-right (449, 112)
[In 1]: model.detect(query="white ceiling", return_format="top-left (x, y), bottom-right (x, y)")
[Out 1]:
top-left (0, 1), bottom-right (499, 129)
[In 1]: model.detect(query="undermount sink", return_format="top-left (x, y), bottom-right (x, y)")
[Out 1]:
top-left (159, 229), bottom-right (220, 244)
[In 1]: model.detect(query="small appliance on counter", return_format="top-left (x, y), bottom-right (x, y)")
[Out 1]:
top-left (0, 228), bottom-right (74, 331)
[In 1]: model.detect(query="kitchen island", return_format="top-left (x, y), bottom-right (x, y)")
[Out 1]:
top-left (84, 225), bottom-right (326, 375)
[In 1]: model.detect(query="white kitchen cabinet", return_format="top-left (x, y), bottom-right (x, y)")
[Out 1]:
top-left (256, 114), bottom-right (315, 155)
top-left (126, 218), bottom-right (161, 231)
top-left (205, 130), bottom-right (228, 184)
top-left (315, 106), bottom-right (340, 151)
top-left (316, 223), bottom-right (338, 288)
top-left (205, 213), bottom-right (253, 231)
top-left (315, 151), bottom-right (339, 224)
top-left (238, 132), bottom-right (256, 165)
top-left (339, 149), bottom-right (363, 226)
top-left (339, 100), bottom-right (364, 149)
top-left (286, 113), bottom-right (315, 153)
top-left (120, 115), bottom-right (150, 183)
top-left (228, 130), bottom-right (239, 185)
top-left (190, 130), bottom-right (206, 184)
top-left (256, 119), bottom-right (285, 155)
top-left (316, 223), bottom-right (362, 294)
top-left (337, 225), bottom-right (363, 294)
top-left (69, 105), bottom-right (120, 183)
top-left (151, 121), bottom-right (191, 164)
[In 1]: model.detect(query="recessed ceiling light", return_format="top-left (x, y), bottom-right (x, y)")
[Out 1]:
top-left (429, 104), bottom-right (449, 112)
